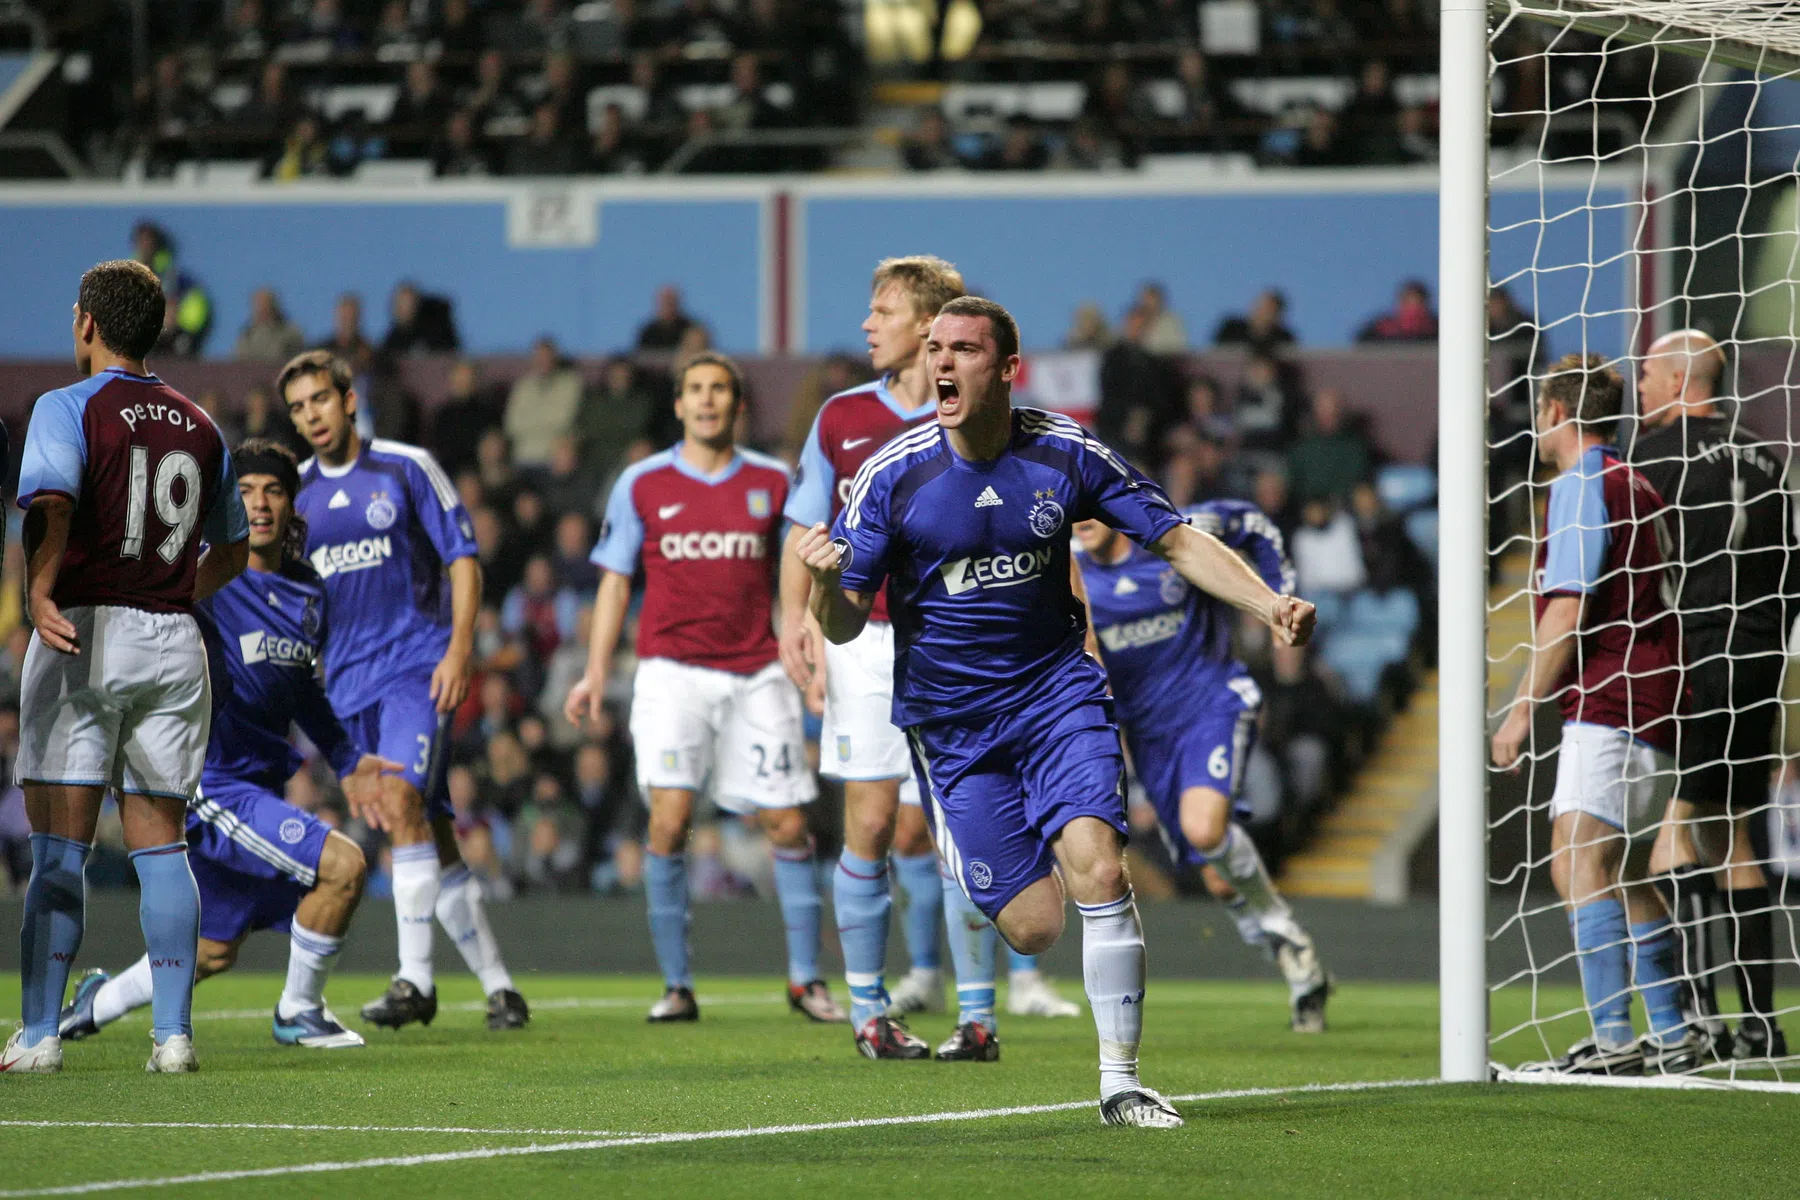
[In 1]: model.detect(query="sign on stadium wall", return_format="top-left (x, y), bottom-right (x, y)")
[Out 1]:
top-left (1012, 351), bottom-right (1099, 425)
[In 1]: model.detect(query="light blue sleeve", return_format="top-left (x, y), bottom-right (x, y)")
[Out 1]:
top-left (590, 471), bottom-right (645, 576)
top-left (783, 412), bottom-right (834, 527)
top-left (1543, 469), bottom-right (1610, 594)
top-left (16, 390), bottom-right (89, 507)
top-left (203, 447), bottom-right (250, 544)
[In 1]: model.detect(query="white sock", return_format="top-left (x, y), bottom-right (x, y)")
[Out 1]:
top-left (1203, 825), bottom-right (1288, 922)
top-left (93, 956), bottom-right (155, 1027)
top-left (391, 843), bottom-right (441, 992)
top-left (436, 865), bottom-right (514, 995)
top-left (1079, 891), bottom-right (1146, 1101)
top-left (278, 922), bottom-right (343, 1020)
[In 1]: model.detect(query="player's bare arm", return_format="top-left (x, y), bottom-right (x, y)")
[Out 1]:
top-left (777, 522), bottom-right (826, 701)
top-left (430, 555), bottom-right (481, 713)
top-left (1068, 554), bottom-right (1103, 662)
top-left (566, 570), bottom-right (632, 730)
top-left (22, 495), bottom-right (79, 654)
top-left (796, 521), bottom-right (872, 644)
top-left (1492, 594), bottom-right (1582, 772)
top-left (1150, 522), bottom-right (1315, 647)
top-left (192, 537), bottom-right (250, 604)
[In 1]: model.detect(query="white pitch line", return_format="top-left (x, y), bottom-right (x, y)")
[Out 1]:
top-left (0, 994), bottom-right (788, 1025)
top-left (0, 1079), bottom-right (1437, 1197)
top-left (1494, 1067), bottom-right (1800, 1094)
top-left (0, 1120), bottom-right (630, 1137)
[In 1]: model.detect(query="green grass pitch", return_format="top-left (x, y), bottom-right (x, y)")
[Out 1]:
top-left (3, 974), bottom-right (1793, 1198)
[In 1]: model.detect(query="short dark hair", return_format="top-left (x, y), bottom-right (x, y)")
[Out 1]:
top-left (276, 349), bottom-right (354, 402)
top-left (1540, 352), bottom-right (1624, 430)
top-left (78, 260), bottom-right (165, 361)
top-left (676, 351), bottom-right (744, 402)
top-left (936, 296), bottom-right (1020, 360)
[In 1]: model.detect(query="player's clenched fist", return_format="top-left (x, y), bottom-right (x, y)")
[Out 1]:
top-left (1268, 595), bottom-right (1317, 647)
top-left (795, 522), bottom-right (843, 585)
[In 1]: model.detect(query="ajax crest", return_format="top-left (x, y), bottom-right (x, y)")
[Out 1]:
top-left (300, 596), bottom-right (323, 640)
top-left (968, 860), bottom-right (994, 889)
top-left (365, 492), bottom-right (398, 531)
top-left (1026, 489), bottom-right (1064, 539)
top-left (1158, 568), bottom-right (1187, 605)
top-left (279, 818), bottom-right (307, 845)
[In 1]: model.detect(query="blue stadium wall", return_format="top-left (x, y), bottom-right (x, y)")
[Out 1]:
top-left (0, 174), bottom-right (1633, 359)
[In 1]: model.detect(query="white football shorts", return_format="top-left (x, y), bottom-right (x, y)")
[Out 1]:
top-left (17, 605), bottom-right (211, 800)
top-left (1548, 721), bottom-right (1675, 840)
top-left (820, 621), bottom-right (917, 806)
top-left (629, 657), bottom-right (817, 812)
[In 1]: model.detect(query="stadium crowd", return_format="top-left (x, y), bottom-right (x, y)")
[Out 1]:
top-left (0, 262), bottom-right (1444, 909)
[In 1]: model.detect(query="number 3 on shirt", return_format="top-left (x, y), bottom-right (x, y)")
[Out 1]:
top-left (121, 446), bottom-right (201, 562)
top-left (414, 733), bottom-right (432, 775)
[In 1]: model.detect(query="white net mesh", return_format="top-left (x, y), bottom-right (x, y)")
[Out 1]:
top-left (1485, 1), bottom-right (1800, 1083)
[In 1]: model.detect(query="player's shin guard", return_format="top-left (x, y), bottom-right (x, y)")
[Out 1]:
top-left (942, 870), bottom-right (998, 1031)
top-left (129, 843), bottom-right (200, 1042)
top-left (835, 850), bottom-right (891, 1026)
top-left (1200, 825), bottom-right (1288, 922)
top-left (1628, 917), bottom-right (1689, 1042)
top-left (20, 834), bottom-right (91, 1046)
top-left (435, 866), bottom-right (514, 996)
top-left (1725, 886), bottom-right (1778, 1028)
top-left (893, 852), bottom-right (943, 973)
top-left (280, 922), bottom-right (344, 1020)
top-left (1570, 899), bottom-right (1633, 1048)
top-left (644, 851), bottom-right (693, 990)
top-left (771, 840), bottom-right (823, 987)
top-left (390, 843), bottom-right (441, 992)
top-left (1078, 891), bottom-right (1146, 1101)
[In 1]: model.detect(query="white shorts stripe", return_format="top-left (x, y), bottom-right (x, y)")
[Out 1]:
top-left (191, 794), bottom-right (317, 886)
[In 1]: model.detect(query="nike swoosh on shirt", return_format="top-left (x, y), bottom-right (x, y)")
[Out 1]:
top-left (658, 504), bottom-right (685, 519)
top-left (841, 438), bottom-right (872, 450)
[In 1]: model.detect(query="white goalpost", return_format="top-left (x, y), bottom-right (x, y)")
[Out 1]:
top-left (1440, 0), bottom-right (1800, 1087)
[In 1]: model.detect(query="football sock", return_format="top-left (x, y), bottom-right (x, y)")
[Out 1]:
top-left (279, 922), bottom-right (344, 1021)
top-left (1628, 917), bottom-right (1689, 1041)
top-left (1569, 898), bottom-right (1633, 1048)
top-left (644, 851), bottom-right (693, 990)
top-left (1725, 885), bottom-right (1777, 1023)
top-left (1657, 864), bottom-right (1721, 1026)
top-left (19, 833), bottom-right (90, 1046)
top-left (771, 839), bottom-right (823, 987)
top-left (892, 851), bottom-right (943, 972)
top-left (130, 843), bottom-right (200, 1042)
top-left (94, 956), bottom-right (155, 1027)
top-left (1008, 948), bottom-right (1040, 975)
top-left (1201, 825), bottom-right (1289, 922)
top-left (835, 849), bottom-right (891, 1026)
top-left (1079, 891), bottom-right (1146, 1101)
top-left (942, 869), bottom-right (998, 1032)
top-left (390, 842), bottom-right (440, 993)
top-left (436, 865), bottom-right (514, 996)
top-left (1224, 894), bottom-right (1268, 949)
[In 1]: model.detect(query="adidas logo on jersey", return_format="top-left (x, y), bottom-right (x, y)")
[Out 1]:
top-left (974, 486), bottom-right (1004, 508)
top-left (1113, 576), bottom-right (1139, 595)
top-left (328, 489), bottom-right (351, 509)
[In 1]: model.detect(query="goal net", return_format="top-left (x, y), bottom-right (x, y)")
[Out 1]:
top-left (1473, 0), bottom-right (1800, 1086)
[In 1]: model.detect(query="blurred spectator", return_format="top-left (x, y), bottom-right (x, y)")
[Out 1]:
top-left (524, 52), bottom-right (587, 136)
top-left (317, 293), bottom-right (376, 375)
top-left (382, 281), bottom-right (461, 356)
top-left (782, 354), bottom-right (863, 457)
top-left (1342, 60), bottom-right (1400, 158)
top-left (1082, 61), bottom-right (1148, 164)
top-left (432, 359), bottom-right (505, 477)
top-left (590, 105), bottom-right (646, 175)
top-left (1286, 388), bottom-right (1375, 504)
top-left (1260, 643), bottom-right (1343, 815)
top-left (903, 107), bottom-right (962, 171)
top-left (578, 358), bottom-right (659, 481)
top-left (282, 0), bottom-right (362, 54)
top-left (131, 53), bottom-right (214, 148)
top-left (636, 285), bottom-right (700, 351)
top-left (240, 384), bottom-right (312, 461)
top-left (506, 104), bottom-right (583, 176)
top-left (235, 61), bottom-right (300, 138)
top-left (462, 50), bottom-right (525, 131)
top-left (1396, 106), bottom-right (1437, 164)
top-left (980, 117), bottom-right (1049, 171)
top-left (1293, 108), bottom-right (1351, 167)
top-left (1252, 468), bottom-right (1294, 536)
top-left (234, 287), bottom-right (306, 362)
top-left (1291, 499), bottom-right (1368, 594)
top-left (538, 437), bottom-right (604, 519)
top-left (264, 114), bottom-right (332, 180)
top-left (506, 337), bottom-right (583, 468)
top-left (1358, 280), bottom-right (1439, 342)
top-left (1158, 49), bottom-right (1242, 153)
top-left (1162, 434), bottom-right (1228, 508)
top-left (476, 428), bottom-right (521, 511)
top-left (434, 109), bottom-right (495, 178)
top-left (373, 0), bottom-right (427, 58)
top-left (1061, 117), bottom-right (1125, 171)
top-left (1350, 482), bottom-right (1431, 596)
top-left (1135, 282), bottom-right (1187, 354)
top-left (132, 222), bottom-right (212, 358)
top-left (1214, 289), bottom-right (1297, 355)
top-left (502, 555), bottom-right (579, 666)
top-left (217, 0), bottom-right (271, 63)
top-left (551, 514), bottom-right (601, 593)
top-left (1064, 303), bottom-right (1113, 350)
top-left (390, 61), bottom-right (451, 130)
top-left (1096, 308), bottom-right (1183, 469)
top-left (719, 53), bottom-right (785, 137)
top-left (435, 0), bottom-right (484, 57)
top-left (1233, 351), bottom-right (1303, 452)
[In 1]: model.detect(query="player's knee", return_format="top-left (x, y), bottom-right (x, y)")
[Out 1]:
top-left (646, 811), bottom-right (689, 855)
top-left (1180, 798), bottom-right (1230, 858)
top-left (843, 799), bottom-right (897, 858)
top-left (319, 834), bottom-right (367, 898)
top-left (758, 805), bottom-right (810, 850)
top-left (892, 807), bottom-right (932, 857)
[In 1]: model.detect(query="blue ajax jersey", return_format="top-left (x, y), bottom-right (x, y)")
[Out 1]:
top-left (831, 408), bottom-right (1184, 727)
top-left (1076, 499), bottom-right (1292, 734)
top-left (295, 439), bottom-right (476, 715)
top-left (198, 560), bottom-right (362, 795)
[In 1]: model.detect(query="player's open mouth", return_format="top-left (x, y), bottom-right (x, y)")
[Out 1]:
top-left (249, 517), bottom-right (274, 533)
top-left (936, 378), bottom-right (959, 405)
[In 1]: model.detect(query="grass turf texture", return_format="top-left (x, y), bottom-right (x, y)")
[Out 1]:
top-left (3, 975), bottom-right (1792, 1198)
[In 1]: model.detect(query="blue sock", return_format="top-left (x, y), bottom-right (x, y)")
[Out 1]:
top-left (1009, 948), bottom-right (1040, 973)
top-left (20, 833), bottom-right (91, 1046)
top-left (942, 869), bottom-right (998, 1033)
top-left (1570, 899), bottom-right (1633, 1048)
top-left (129, 842), bottom-right (199, 1043)
top-left (892, 852), bottom-right (943, 972)
top-left (835, 850), bottom-right (891, 1026)
top-left (1630, 917), bottom-right (1690, 1042)
top-left (772, 840), bottom-right (822, 987)
top-left (644, 852), bottom-right (692, 990)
